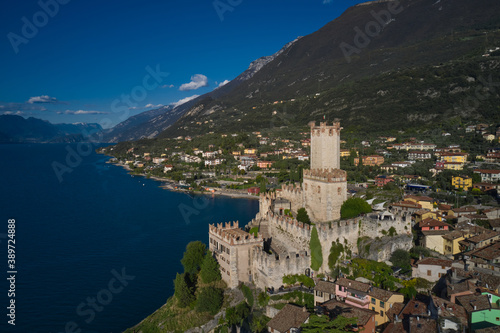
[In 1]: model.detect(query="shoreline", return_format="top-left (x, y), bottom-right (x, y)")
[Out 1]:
top-left (109, 161), bottom-right (260, 200)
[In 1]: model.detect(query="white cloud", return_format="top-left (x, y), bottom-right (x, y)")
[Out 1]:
top-left (2, 111), bottom-right (24, 115)
top-left (27, 95), bottom-right (59, 104)
top-left (172, 95), bottom-right (199, 108)
top-left (161, 84), bottom-right (174, 88)
top-left (179, 74), bottom-right (208, 91)
top-left (145, 103), bottom-right (163, 108)
top-left (218, 80), bottom-right (230, 87)
top-left (64, 110), bottom-right (109, 115)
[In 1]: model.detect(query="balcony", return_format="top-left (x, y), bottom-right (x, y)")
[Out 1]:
top-left (346, 294), bottom-right (370, 307)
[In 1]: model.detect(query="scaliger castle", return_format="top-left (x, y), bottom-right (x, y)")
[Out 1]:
top-left (209, 122), bottom-right (413, 290)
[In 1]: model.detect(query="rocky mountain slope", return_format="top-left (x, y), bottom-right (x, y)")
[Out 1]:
top-left (158, 0), bottom-right (500, 137)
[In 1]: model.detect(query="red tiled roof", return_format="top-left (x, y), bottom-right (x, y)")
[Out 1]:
top-left (416, 257), bottom-right (452, 267)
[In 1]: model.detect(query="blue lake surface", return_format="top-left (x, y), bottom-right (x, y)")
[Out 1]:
top-left (0, 144), bottom-right (259, 333)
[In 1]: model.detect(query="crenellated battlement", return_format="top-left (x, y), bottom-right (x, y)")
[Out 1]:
top-left (209, 221), bottom-right (263, 246)
top-left (251, 245), bottom-right (311, 289)
top-left (303, 168), bottom-right (347, 182)
top-left (309, 121), bottom-right (342, 135)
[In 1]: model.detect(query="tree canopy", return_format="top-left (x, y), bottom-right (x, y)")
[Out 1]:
top-left (181, 241), bottom-right (206, 275)
top-left (200, 251), bottom-right (221, 284)
top-left (173, 272), bottom-right (195, 308)
top-left (340, 197), bottom-right (372, 219)
top-left (297, 207), bottom-right (311, 224)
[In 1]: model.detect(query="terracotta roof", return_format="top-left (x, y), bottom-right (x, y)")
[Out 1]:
top-left (335, 277), bottom-right (371, 293)
top-left (468, 241), bottom-right (500, 260)
top-left (401, 299), bottom-right (429, 317)
top-left (464, 230), bottom-right (500, 244)
top-left (409, 317), bottom-right (438, 333)
top-left (438, 204), bottom-right (452, 210)
top-left (456, 294), bottom-right (491, 313)
top-left (475, 169), bottom-right (500, 174)
top-left (314, 280), bottom-right (336, 295)
top-left (422, 230), bottom-right (450, 236)
top-left (383, 322), bottom-right (406, 333)
top-left (267, 304), bottom-right (310, 332)
top-left (368, 286), bottom-right (402, 302)
top-left (414, 209), bottom-right (432, 216)
top-left (392, 201), bottom-right (422, 208)
top-left (386, 302), bottom-right (405, 322)
top-left (452, 206), bottom-right (477, 213)
top-left (442, 230), bottom-right (466, 241)
top-left (488, 219), bottom-right (500, 228)
top-left (418, 218), bottom-right (452, 229)
top-left (321, 299), bottom-right (376, 326)
top-left (416, 257), bottom-right (452, 267)
top-left (430, 295), bottom-right (468, 328)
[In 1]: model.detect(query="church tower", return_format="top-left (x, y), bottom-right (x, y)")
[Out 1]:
top-left (302, 122), bottom-right (347, 222)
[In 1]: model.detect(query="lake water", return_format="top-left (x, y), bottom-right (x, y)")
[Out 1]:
top-left (0, 143), bottom-right (258, 333)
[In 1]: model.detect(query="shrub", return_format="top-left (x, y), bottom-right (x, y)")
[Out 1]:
top-left (328, 241), bottom-right (344, 270)
top-left (196, 287), bottom-right (223, 315)
top-left (297, 208), bottom-right (311, 224)
top-left (226, 302), bottom-right (251, 327)
top-left (340, 198), bottom-right (372, 219)
top-left (390, 249), bottom-right (411, 272)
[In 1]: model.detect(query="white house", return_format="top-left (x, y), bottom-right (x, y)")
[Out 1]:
top-left (412, 258), bottom-right (452, 282)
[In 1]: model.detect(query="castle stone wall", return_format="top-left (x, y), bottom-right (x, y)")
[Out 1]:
top-left (310, 121), bottom-right (341, 170)
top-left (251, 247), bottom-right (310, 290)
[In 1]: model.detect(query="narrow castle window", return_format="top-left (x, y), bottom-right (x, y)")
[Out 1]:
top-left (338, 187), bottom-right (341, 195)
top-left (318, 186), bottom-right (321, 193)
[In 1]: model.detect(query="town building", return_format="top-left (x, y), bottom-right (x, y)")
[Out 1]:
top-left (452, 175), bottom-right (473, 191)
top-left (267, 304), bottom-right (310, 333)
top-left (412, 258), bottom-right (452, 282)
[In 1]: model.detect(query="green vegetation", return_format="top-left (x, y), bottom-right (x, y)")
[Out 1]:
top-left (282, 274), bottom-right (315, 288)
top-left (270, 290), bottom-right (314, 310)
top-left (200, 251), bottom-right (222, 284)
top-left (340, 198), bottom-right (372, 219)
top-left (225, 301), bottom-right (251, 328)
top-left (249, 226), bottom-right (259, 237)
top-left (390, 249), bottom-right (411, 273)
top-left (328, 240), bottom-right (344, 271)
top-left (302, 314), bottom-right (358, 333)
top-left (297, 207), bottom-right (311, 224)
top-left (173, 272), bottom-right (195, 308)
top-left (349, 258), bottom-right (399, 291)
top-left (181, 241), bottom-right (206, 275)
top-left (309, 226), bottom-right (323, 271)
top-left (240, 284), bottom-right (254, 308)
top-left (195, 287), bottom-right (223, 315)
top-left (257, 292), bottom-right (270, 307)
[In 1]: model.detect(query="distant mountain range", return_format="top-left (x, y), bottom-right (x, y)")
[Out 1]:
top-left (0, 115), bottom-right (103, 143)
top-left (102, 0), bottom-right (500, 142)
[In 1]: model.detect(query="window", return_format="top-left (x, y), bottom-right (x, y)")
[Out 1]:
top-left (380, 301), bottom-right (385, 307)
top-left (372, 307), bottom-right (375, 311)
top-left (371, 298), bottom-right (376, 305)
top-left (496, 317), bottom-right (499, 321)
top-left (427, 270), bottom-right (431, 276)
top-left (380, 310), bottom-right (384, 317)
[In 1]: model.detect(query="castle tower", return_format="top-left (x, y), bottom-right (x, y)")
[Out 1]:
top-left (309, 121), bottom-right (341, 170)
top-left (302, 121), bottom-right (347, 222)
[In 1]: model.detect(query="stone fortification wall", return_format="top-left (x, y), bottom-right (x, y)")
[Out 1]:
top-left (264, 210), bottom-right (413, 273)
top-left (251, 246), bottom-right (310, 290)
top-left (279, 184), bottom-right (304, 214)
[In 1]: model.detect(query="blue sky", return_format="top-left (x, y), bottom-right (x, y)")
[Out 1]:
top-left (0, 0), bottom-right (365, 127)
